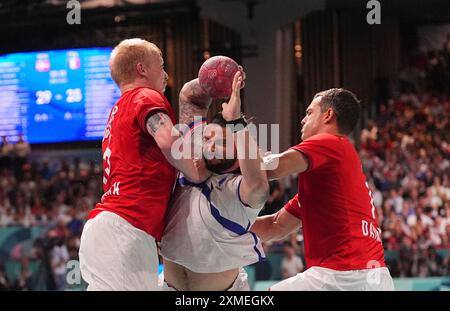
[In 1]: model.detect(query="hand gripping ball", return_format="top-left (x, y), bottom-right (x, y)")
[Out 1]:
top-left (198, 55), bottom-right (240, 98)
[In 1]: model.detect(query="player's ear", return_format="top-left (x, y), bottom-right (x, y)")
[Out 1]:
top-left (323, 107), bottom-right (335, 124)
top-left (136, 62), bottom-right (146, 77)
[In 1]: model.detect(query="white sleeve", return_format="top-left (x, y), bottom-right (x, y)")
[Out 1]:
top-left (213, 175), bottom-right (263, 227)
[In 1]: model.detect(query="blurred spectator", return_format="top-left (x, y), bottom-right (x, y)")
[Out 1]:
top-left (253, 242), bottom-right (273, 281)
top-left (426, 246), bottom-right (444, 276)
top-left (50, 235), bottom-right (69, 291)
top-left (0, 136), bottom-right (14, 170)
top-left (66, 207), bottom-right (83, 236)
top-left (14, 134), bottom-right (31, 181)
top-left (30, 238), bottom-right (56, 290)
top-left (281, 241), bottom-right (304, 279)
top-left (399, 62), bottom-right (425, 93)
top-left (360, 120), bottom-right (378, 146)
top-left (426, 50), bottom-right (447, 94)
top-left (13, 257), bottom-right (32, 291)
top-left (443, 250), bottom-right (450, 276)
top-left (260, 181), bottom-right (285, 216)
top-left (0, 261), bottom-right (12, 290)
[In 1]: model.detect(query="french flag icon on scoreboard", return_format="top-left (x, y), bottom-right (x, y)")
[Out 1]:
top-left (68, 52), bottom-right (81, 70)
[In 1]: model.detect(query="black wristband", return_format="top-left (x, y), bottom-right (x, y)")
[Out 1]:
top-left (226, 116), bottom-right (248, 132)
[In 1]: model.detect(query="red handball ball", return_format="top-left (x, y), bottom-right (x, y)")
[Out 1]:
top-left (198, 55), bottom-right (240, 98)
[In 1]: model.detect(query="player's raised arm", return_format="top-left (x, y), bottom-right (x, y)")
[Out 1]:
top-left (223, 71), bottom-right (269, 208)
top-left (250, 194), bottom-right (301, 242)
top-left (146, 111), bottom-right (209, 183)
top-left (178, 78), bottom-right (212, 125)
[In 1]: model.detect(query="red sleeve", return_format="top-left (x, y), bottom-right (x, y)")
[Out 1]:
top-left (283, 194), bottom-right (302, 220)
top-left (290, 134), bottom-right (342, 171)
top-left (134, 88), bottom-right (171, 133)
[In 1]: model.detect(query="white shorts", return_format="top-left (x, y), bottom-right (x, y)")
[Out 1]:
top-left (158, 268), bottom-right (250, 291)
top-left (79, 211), bottom-right (160, 291)
top-left (269, 267), bottom-right (395, 291)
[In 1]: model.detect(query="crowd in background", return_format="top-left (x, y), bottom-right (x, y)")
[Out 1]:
top-left (0, 154), bottom-right (102, 290)
top-left (361, 34), bottom-right (450, 277)
top-left (360, 91), bottom-right (450, 277)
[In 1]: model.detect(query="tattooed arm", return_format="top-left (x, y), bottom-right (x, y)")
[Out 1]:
top-left (178, 78), bottom-right (212, 125)
top-left (146, 111), bottom-right (209, 183)
top-left (177, 79), bottom-right (213, 180)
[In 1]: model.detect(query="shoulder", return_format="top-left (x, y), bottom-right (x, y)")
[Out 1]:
top-left (296, 133), bottom-right (349, 151)
top-left (290, 134), bottom-right (349, 169)
top-left (134, 87), bottom-right (166, 103)
top-left (208, 174), bottom-right (245, 200)
top-left (303, 133), bottom-right (344, 144)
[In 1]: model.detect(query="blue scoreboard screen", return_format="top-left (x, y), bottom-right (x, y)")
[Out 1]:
top-left (0, 47), bottom-right (120, 143)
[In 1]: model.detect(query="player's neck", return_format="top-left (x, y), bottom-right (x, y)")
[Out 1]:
top-left (120, 80), bottom-right (152, 94)
top-left (317, 125), bottom-right (344, 137)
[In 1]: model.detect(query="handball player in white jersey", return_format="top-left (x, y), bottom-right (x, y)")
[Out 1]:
top-left (159, 71), bottom-right (269, 291)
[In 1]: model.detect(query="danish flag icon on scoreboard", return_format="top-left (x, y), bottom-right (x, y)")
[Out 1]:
top-left (35, 58), bottom-right (50, 72)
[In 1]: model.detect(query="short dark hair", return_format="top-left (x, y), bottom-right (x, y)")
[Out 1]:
top-left (314, 88), bottom-right (361, 135)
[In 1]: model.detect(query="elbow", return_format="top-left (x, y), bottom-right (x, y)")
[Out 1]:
top-left (260, 182), bottom-right (270, 202)
top-left (266, 167), bottom-right (282, 181)
top-left (156, 134), bottom-right (177, 155)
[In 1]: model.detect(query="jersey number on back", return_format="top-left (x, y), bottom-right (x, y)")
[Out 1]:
top-left (365, 181), bottom-right (376, 219)
top-left (103, 146), bottom-right (112, 185)
top-left (102, 106), bottom-right (119, 185)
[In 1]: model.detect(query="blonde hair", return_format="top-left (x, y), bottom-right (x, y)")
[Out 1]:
top-left (109, 38), bottom-right (161, 86)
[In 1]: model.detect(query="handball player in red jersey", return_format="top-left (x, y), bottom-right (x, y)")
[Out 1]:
top-left (78, 39), bottom-right (209, 290)
top-left (252, 88), bottom-right (395, 290)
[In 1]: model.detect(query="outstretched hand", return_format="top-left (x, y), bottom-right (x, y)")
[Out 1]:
top-left (221, 70), bottom-right (244, 121)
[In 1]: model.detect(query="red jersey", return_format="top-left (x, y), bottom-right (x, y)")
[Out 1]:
top-left (88, 87), bottom-right (176, 241)
top-left (284, 133), bottom-right (386, 271)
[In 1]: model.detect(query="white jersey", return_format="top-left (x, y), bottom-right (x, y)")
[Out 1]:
top-left (160, 173), bottom-right (265, 273)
